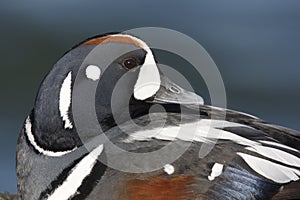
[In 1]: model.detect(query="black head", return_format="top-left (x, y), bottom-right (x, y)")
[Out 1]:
top-left (28, 33), bottom-right (204, 153)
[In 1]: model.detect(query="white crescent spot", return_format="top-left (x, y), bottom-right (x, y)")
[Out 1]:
top-left (59, 72), bottom-right (73, 129)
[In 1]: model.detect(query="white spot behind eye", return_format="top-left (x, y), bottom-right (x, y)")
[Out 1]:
top-left (163, 164), bottom-right (175, 175)
top-left (86, 65), bottom-right (101, 81)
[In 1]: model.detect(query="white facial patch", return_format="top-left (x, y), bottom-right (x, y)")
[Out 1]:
top-left (59, 72), bottom-right (73, 129)
top-left (85, 65), bottom-right (101, 81)
top-left (208, 163), bottom-right (224, 181)
top-left (163, 164), bottom-right (175, 175)
top-left (47, 145), bottom-right (104, 200)
top-left (133, 50), bottom-right (161, 100)
top-left (25, 116), bottom-right (76, 157)
top-left (110, 34), bottom-right (161, 100)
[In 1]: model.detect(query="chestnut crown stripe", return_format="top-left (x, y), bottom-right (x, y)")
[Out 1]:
top-left (80, 34), bottom-right (146, 49)
top-left (80, 34), bottom-right (161, 100)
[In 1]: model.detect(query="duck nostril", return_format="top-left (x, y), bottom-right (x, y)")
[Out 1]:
top-left (169, 86), bottom-right (181, 94)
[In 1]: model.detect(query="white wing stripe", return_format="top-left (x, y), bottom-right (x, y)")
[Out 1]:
top-left (125, 117), bottom-right (300, 183)
top-left (245, 146), bottom-right (300, 168)
top-left (126, 119), bottom-right (258, 146)
top-left (259, 140), bottom-right (299, 153)
top-left (237, 152), bottom-right (300, 183)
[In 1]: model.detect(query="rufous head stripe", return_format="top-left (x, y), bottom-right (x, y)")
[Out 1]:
top-left (80, 35), bottom-right (145, 50)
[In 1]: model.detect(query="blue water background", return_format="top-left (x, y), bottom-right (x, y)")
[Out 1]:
top-left (0, 0), bottom-right (299, 193)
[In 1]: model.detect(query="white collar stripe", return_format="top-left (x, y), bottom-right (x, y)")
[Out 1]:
top-left (25, 116), bottom-right (75, 157)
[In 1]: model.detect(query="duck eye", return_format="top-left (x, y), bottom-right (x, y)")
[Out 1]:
top-left (122, 57), bottom-right (138, 70)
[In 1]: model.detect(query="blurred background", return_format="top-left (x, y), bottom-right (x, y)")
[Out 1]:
top-left (0, 0), bottom-right (299, 193)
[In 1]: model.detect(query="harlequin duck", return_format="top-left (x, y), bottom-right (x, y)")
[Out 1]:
top-left (17, 33), bottom-right (300, 200)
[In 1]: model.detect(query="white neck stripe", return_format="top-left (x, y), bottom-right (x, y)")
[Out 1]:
top-left (46, 145), bottom-right (104, 200)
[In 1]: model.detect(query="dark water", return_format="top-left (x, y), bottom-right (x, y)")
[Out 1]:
top-left (0, 0), bottom-right (299, 193)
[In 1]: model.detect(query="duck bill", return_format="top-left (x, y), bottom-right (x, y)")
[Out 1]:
top-left (148, 74), bottom-right (204, 105)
